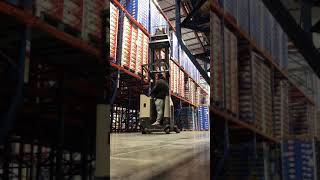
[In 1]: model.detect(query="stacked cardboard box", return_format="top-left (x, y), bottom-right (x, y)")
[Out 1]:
top-left (224, 28), bottom-right (239, 115)
top-left (238, 50), bottom-right (272, 134)
top-left (210, 12), bottom-right (223, 108)
top-left (121, 16), bottom-right (132, 69)
top-left (35, 0), bottom-right (64, 23)
top-left (282, 137), bottom-right (317, 180)
top-left (289, 89), bottom-right (315, 136)
top-left (129, 25), bottom-right (138, 71)
top-left (135, 29), bottom-right (144, 74)
top-left (82, 0), bottom-right (106, 41)
top-left (198, 105), bottom-right (209, 131)
top-left (180, 70), bottom-right (185, 98)
top-left (179, 107), bottom-right (197, 130)
top-left (110, 2), bottom-right (119, 61)
top-left (120, 16), bottom-right (149, 73)
top-left (126, 0), bottom-right (149, 30)
top-left (222, 143), bottom-right (275, 179)
top-left (170, 61), bottom-right (174, 92)
top-left (273, 79), bottom-right (290, 139)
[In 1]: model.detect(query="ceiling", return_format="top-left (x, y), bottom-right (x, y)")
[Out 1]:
top-left (156, 0), bottom-right (210, 69)
top-left (281, 0), bottom-right (320, 48)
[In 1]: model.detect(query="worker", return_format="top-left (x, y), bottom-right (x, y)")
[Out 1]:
top-left (150, 74), bottom-right (169, 126)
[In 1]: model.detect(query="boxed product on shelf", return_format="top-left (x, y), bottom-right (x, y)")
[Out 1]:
top-left (126, 0), bottom-right (149, 30)
top-left (119, 15), bottom-right (149, 74)
top-left (82, 0), bottom-right (106, 40)
top-left (198, 105), bottom-right (209, 131)
top-left (120, 16), bottom-right (132, 69)
top-left (180, 70), bottom-right (185, 98)
top-left (135, 29), bottom-right (144, 74)
top-left (210, 12), bottom-right (223, 108)
top-left (110, 2), bottom-right (119, 61)
top-left (142, 33), bottom-right (149, 65)
top-left (230, 32), bottom-right (239, 116)
top-left (238, 50), bottom-right (272, 135)
top-left (222, 143), bottom-right (275, 179)
top-left (282, 137), bottom-right (317, 180)
top-left (63, 0), bottom-right (83, 30)
top-left (289, 88), bottom-right (315, 136)
top-left (35, 0), bottom-right (64, 22)
top-left (179, 107), bottom-right (197, 130)
top-left (129, 25), bottom-right (138, 71)
top-left (271, 20), bottom-right (281, 65)
top-left (273, 79), bottom-right (290, 139)
top-left (170, 60), bottom-right (174, 91)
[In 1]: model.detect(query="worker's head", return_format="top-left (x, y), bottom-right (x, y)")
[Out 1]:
top-left (158, 73), bottom-right (166, 80)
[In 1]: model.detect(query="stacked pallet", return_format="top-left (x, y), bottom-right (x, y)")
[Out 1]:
top-left (224, 28), bottom-right (239, 115)
top-left (273, 79), bottom-right (290, 139)
top-left (82, 0), bottom-right (106, 41)
top-left (198, 105), bottom-right (209, 130)
top-left (110, 2), bottom-right (119, 61)
top-left (169, 60), bottom-right (186, 98)
top-left (120, 16), bottom-right (149, 74)
top-left (210, 13), bottom-right (223, 108)
top-left (196, 87), bottom-right (201, 106)
top-left (179, 107), bottom-right (196, 130)
top-left (126, 0), bottom-right (149, 30)
top-left (222, 143), bottom-right (274, 180)
top-left (238, 50), bottom-right (272, 134)
top-left (180, 70), bottom-right (185, 98)
top-left (289, 89), bottom-right (315, 136)
top-left (282, 137), bottom-right (317, 180)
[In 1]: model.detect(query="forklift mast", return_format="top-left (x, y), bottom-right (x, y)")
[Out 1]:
top-left (141, 26), bottom-right (171, 95)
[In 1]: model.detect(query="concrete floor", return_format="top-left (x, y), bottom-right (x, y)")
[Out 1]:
top-left (110, 131), bottom-right (210, 180)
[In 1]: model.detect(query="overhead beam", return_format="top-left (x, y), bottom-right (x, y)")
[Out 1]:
top-left (176, 0), bottom-right (210, 84)
top-left (262, 0), bottom-right (320, 77)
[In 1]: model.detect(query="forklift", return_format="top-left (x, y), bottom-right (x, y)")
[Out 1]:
top-left (139, 27), bottom-right (180, 134)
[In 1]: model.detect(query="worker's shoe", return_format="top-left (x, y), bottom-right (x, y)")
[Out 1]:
top-left (151, 121), bottom-right (161, 126)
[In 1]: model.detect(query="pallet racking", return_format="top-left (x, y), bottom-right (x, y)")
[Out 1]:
top-left (0, 0), bottom-right (108, 179)
top-left (109, 0), bottom-right (209, 132)
top-left (206, 0), bottom-right (319, 179)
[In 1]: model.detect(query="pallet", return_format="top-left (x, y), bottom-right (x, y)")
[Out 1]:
top-left (39, 13), bottom-right (81, 38)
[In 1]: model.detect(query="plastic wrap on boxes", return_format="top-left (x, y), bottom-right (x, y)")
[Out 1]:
top-left (110, 2), bottom-right (119, 61)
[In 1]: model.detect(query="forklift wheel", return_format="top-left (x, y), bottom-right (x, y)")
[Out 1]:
top-left (174, 127), bottom-right (180, 133)
top-left (142, 131), bottom-right (147, 134)
top-left (165, 128), bottom-right (170, 134)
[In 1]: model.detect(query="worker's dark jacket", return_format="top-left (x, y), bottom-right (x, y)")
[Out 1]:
top-left (151, 79), bottom-right (169, 99)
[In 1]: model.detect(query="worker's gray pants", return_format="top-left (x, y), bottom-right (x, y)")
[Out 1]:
top-left (155, 98), bottom-right (164, 123)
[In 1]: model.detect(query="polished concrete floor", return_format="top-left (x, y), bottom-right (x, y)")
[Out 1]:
top-left (110, 131), bottom-right (210, 180)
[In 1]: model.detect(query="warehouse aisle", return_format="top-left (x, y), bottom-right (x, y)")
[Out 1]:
top-left (110, 131), bottom-right (210, 180)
